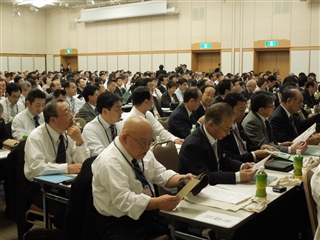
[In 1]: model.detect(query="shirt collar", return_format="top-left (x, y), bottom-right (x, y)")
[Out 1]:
top-left (98, 114), bottom-right (112, 129)
top-left (184, 105), bottom-right (192, 117)
top-left (88, 103), bottom-right (96, 109)
top-left (114, 137), bottom-right (138, 161)
top-left (203, 124), bottom-right (217, 146)
top-left (25, 108), bottom-right (36, 119)
top-left (131, 106), bottom-right (145, 117)
top-left (200, 102), bottom-right (206, 111)
top-left (46, 123), bottom-right (61, 143)
top-left (280, 104), bottom-right (291, 118)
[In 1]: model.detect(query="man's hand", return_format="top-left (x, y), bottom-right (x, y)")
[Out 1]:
top-left (254, 150), bottom-right (271, 159)
top-left (291, 141), bottom-right (308, 153)
top-left (68, 163), bottom-right (82, 174)
top-left (240, 169), bottom-right (256, 183)
top-left (67, 125), bottom-right (84, 146)
top-left (242, 162), bottom-right (255, 170)
top-left (280, 141), bottom-right (293, 146)
top-left (156, 195), bottom-right (181, 211)
top-left (174, 139), bottom-right (184, 144)
top-left (260, 144), bottom-right (279, 151)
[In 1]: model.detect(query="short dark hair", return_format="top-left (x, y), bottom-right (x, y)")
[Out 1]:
top-left (250, 91), bottom-right (275, 112)
top-left (217, 79), bottom-right (232, 95)
top-left (298, 76), bottom-right (308, 87)
top-left (26, 89), bottom-right (46, 104)
top-left (204, 102), bottom-right (234, 126)
top-left (166, 80), bottom-right (176, 90)
top-left (6, 83), bottom-right (21, 95)
top-left (96, 91), bottom-right (121, 113)
top-left (14, 76), bottom-right (23, 84)
top-left (107, 79), bottom-right (116, 86)
top-left (257, 78), bottom-right (267, 87)
top-left (43, 98), bottom-right (65, 123)
top-left (53, 89), bottom-right (66, 98)
top-left (281, 88), bottom-right (299, 103)
top-left (132, 86), bottom-right (152, 106)
top-left (183, 87), bottom-right (200, 103)
top-left (223, 92), bottom-right (246, 108)
top-left (159, 74), bottom-right (167, 83)
top-left (305, 80), bottom-right (316, 89)
top-left (64, 80), bottom-right (75, 89)
top-left (267, 75), bottom-right (276, 82)
top-left (201, 85), bottom-right (215, 94)
top-left (26, 79), bottom-right (37, 88)
top-left (177, 78), bottom-right (187, 86)
top-left (83, 85), bottom-right (99, 102)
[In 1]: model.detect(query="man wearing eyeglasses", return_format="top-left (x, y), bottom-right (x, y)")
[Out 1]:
top-left (24, 98), bottom-right (90, 228)
top-left (179, 102), bottom-right (256, 185)
top-left (92, 115), bottom-right (193, 239)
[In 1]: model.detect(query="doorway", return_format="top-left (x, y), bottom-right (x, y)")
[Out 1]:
top-left (254, 50), bottom-right (290, 76)
top-left (191, 51), bottom-right (220, 72)
top-left (60, 56), bottom-right (78, 72)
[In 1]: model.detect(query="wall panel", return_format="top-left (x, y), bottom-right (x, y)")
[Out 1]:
top-left (129, 55), bottom-right (140, 74)
top-left (34, 57), bottom-right (46, 72)
top-left (242, 52), bottom-right (254, 73)
top-left (178, 53), bottom-right (191, 69)
top-left (310, 50), bottom-right (320, 77)
top-left (9, 57), bottom-right (21, 72)
top-left (78, 56), bottom-right (88, 72)
top-left (97, 55), bottom-right (107, 71)
top-left (0, 57), bottom-right (8, 72)
top-left (221, 52), bottom-right (232, 74)
top-left (290, 50), bottom-right (309, 75)
top-left (107, 55), bottom-right (118, 71)
top-left (21, 57), bottom-right (33, 72)
top-left (140, 54), bottom-right (152, 72)
top-left (118, 55), bottom-right (129, 70)
top-left (87, 56), bottom-right (97, 71)
top-left (152, 54), bottom-right (165, 72)
top-left (54, 56), bottom-right (60, 72)
top-left (46, 55), bottom-right (54, 72)
top-left (165, 53), bottom-right (177, 72)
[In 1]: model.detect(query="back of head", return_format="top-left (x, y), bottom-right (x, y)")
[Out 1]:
top-left (183, 86), bottom-right (200, 103)
top-left (250, 91), bottom-right (275, 112)
top-left (53, 89), bottom-right (66, 98)
top-left (6, 83), bottom-right (21, 95)
top-left (224, 92), bottom-right (246, 108)
top-left (204, 102), bottom-right (234, 125)
top-left (281, 87), bottom-right (299, 103)
top-left (132, 86), bottom-right (151, 106)
top-left (217, 79), bottom-right (232, 95)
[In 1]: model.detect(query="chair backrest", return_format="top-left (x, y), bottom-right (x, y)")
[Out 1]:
top-left (74, 118), bottom-right (86, 129)
top-left (303, 164), bottom-right (319, 237)
top-left (152, 140), bottom-right (179, 172)
top-left (158, 117), bottom-right (169, 130)
top-left (65, 156), bottom-right (99, 240)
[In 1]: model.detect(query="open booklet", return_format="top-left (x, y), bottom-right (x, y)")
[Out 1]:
top-left (292, 123), bottom-right (316, 144)
top-left (176, 178), bottom-right (200, 199)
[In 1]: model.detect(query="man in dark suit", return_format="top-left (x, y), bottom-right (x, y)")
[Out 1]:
top-left (242, 91), bottom-right (307, 153)
top-left (179, 64), bottom-right (189, 75)
top-left (179, 102), bottom-right (256, 185)
top-left (168, 87), bottom-right (203, 139)
top-left (221, 93), bottom-right (274, 163)
top-left (240, 79), bottom-right (256, 101)
top-left (266, 75), bottom-right (277, 93)
top-left (114, 77), bottom-right (125, 97)
top-left (78, 85), bottom-right (99, 123)
top-left (302, 80), bottom-right (319, 108)
top-left (76, 78), bottom-right (86, 99)
top-left (213, 79), bottom-right (235, 104)
top-left (157, 74), bottom-right (168, 94)
top-left (155, 64), bottom-right (167, 79)
top-left (194, 85), bottom-right (215, 120)
top-left (270, 88), bottom-right (320, 145)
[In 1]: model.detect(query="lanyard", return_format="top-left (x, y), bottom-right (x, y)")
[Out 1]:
top-left (45, 124), bottom-right (69, 159)
top-left (97, 116), bottom-right (113, 144)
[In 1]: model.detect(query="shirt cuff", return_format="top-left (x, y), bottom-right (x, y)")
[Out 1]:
top-left (288, 147), bottom-right (291, 154)
top-left (58, 163), bottom-right (68, 174)
top-left (235, 172), bottom-right (240, 183)
top-left (251, 152), bottom-right (257, 162)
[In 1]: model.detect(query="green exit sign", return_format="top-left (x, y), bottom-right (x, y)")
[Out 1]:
top-left (200, 43), bottom-right (212, 49)
top-left (65, 49), bottom-right (73, 54)
top-left (265, 41), bottom-right (278, 47)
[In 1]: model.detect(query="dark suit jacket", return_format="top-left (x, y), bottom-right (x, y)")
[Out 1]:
top-left (219, 123), bottom-right (259, 163)
top-left (274, 92), bottom-right (281, 108)
top-left (240, 88), bottom-right (252, 101)
top-left (0, 118), bottom-right (13, 148)
top-left (302, 88), bottom-right (318, 108)
top-left (157, 85), bottom-right (166, 94)
top-left (168, 104), bottom-right (197, 139)
top-left (151, 96), bottom-right (164, 118)
top-left (160, 91), bottom-right (179, 108)
top-left (188, 78), bottom-right (197, 87)
top-left (78, 102), bottom-right (97, 123)
top-left (114, 87), bottom-right (123, 97)
top-left (269, 105), bottom-right (320, 142)
top-left (156, 69), bottom-right (167, 79)
top-left (77, 88), bottom-right (83, 99)
top-left (194, 104), bottom-right (206, 120)
top-left (179, 125), bottom-right (243, 185)
top-left (213, 95), bottom-right (224, 104)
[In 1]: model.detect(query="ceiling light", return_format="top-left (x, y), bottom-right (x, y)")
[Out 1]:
top-left (13, 5), bottom-right (21, 17)
top-left (87, 0), bottom-right (96, 5)
top-left (32, 0), bottom-right (51, 8)
top-left (59, 2), bottom-right (69, 9)
top-left (30, 5), bottom-right (39, 12)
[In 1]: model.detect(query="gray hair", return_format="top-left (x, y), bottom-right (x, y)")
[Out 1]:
top-left (43, 98), bottom-right (65, 123)
top-left (246, 79), bottom-right (256, 87)
top-left (204, 102), bottom-right (234, 126)
top-left (21, 81), bottom-right (31, 90)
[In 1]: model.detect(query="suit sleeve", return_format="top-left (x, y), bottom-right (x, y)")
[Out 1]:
top-left (0, 121), bottom-right (13, 148)
top-left (242, 120), bottom-right (269, 147)
top-left (168, 113), bottom-right (191, 139)
top-left (160, 94), bottom-right (170, 108)
top-left (78, 107), bottom-right (92, 123)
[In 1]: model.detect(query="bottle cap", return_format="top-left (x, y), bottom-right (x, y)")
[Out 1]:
top-left (258, 166), bottom-right (265, 172)
top-left (296, 149), bottom-right (301, 155)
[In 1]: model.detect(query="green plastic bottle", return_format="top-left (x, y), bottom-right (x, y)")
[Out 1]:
top-left (22, 134), bottom-right (28, 141)
top-left (190, 124), bottom-right (196, 134)
top-left (256, 166), bottom-right (267, 199)
top-left (294, 149), bottom-right (303, 180)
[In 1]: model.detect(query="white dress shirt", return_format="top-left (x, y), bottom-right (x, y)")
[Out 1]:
top-left (0, 98), bottom-right (24, 123)
top-left (121, 106), bottom-right (177, 142)
top-left (24, 123), bottom-right (90, 181)
top-left (18, 95), bottom-right (26, 108)
top-left (92, 137), bottom-right (176, 220)
top-left (311, 164), bottom-right (320, 240)
top-left (66, 96), bottom-right (85, 114)
top-left (12, 108), bottom-right (44, 140)
top-left (175, 88), bottom-right (184, 102)
top-left (82, 115), bottom-right (122, 157)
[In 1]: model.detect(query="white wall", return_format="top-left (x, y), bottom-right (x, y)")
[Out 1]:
top-left (242, 52), bottom-right (254, 73)
top-left (221, 52), bottom-right (232, 74)
top-left (310, 50), bottom-right (320, 77)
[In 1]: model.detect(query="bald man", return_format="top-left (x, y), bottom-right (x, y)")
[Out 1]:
top-left (92, 116), bottom-right (193, 239)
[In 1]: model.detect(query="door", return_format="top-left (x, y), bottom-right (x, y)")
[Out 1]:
top-left (257, 50), bottom-right (289, 76)
top-left (61, 56), bottom-right (78, 72)
top-left (192, 52), bottom-right (220, 72)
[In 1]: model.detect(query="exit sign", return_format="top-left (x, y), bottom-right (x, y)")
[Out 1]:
top-left (200, 43), bottom-right (212, 49)
top-left (265, 41), bottom-right (278, 47)
top-left (65, 49), bottom-right (73, 54)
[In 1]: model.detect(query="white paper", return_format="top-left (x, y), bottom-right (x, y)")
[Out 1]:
top-left (264, 150), bottom-right (293, 161)
top-left (194, 211), bottom-right (242, 228)
top-left (197, 185), bottom-right (252, 204)
top-left (215, 183), bottom-right (256, 195)
top-left (252, 154), bottom-right (271, 171)
top-left (292, 123), bottom-right (316, 144)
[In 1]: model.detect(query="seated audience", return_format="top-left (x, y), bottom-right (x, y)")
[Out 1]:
top-left (82, 92), bottom-right (122, 157)
top-left (174, 78), bottom-right (188, 102)
top-left (253, 78), bottom-right (268, 93)
top-left (240, 79), bottom-right (256, 101)
top-left (194, 85), bottom-right (215, 120)
top-left (0, 103), bottom-right (12, 148)
top-left (179, 102), bottom-right (255, 185)
top-left (64, 80), bottom-right (84, 114)
top-left (160, 80), bottom-right (179, 108)
top-left (92, 115), bottom-right (193, 239)
top-left (213, 79), bottom-right (235, 104)
top-left (12, 89), bottom-right (46, 140)
top-left (302, 80), bottom-right (319, 108)
top-left (77, 85), bottom-right (99, 123)
top-left (157, 74), bottom-right (168, 94)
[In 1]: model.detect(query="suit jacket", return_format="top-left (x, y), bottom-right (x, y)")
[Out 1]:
top-left (168, 104), bottom-right (197, 139)
top-left (302, 88), bottom-right (318, 108)
top-left (114, 87), bottom-right (123, 97)
top-left (0, 118), bottom-right (13, 148)
top-left (242, 111), bottom-right (288, 152)
top-left (240, 88), bottom-right (252, 101)
top-left (269, 105), bottom-right (320, 142)
top-left (156, 69), bottom-right (167, 79)
top-left (213, 95), bottom-right (224, 104)
top-left (194, 104), bottom-right (206, 120)
top-left (78, 102), bottom-right (98, 123)
top-left (179, 125), bottom-right (243, 185)
top-left (188, 78), bottom-right (197, 87)
top-left (77, 88), bottom-right (83, 99)
top-left (160, 91), bottom-right (179, 108)
top-left (150, 96), bottom-right (164, 118)
top-left (157, 85), bottom-right (166, 94)
top-left (219, 123), bottom-right (259, 163)
top-left (274, 92), bottom-right (281, 108)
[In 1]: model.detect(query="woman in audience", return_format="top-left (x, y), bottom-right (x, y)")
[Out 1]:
top-left (0, 103), bottom-right (13, 148)
top-left (254, 78), bottom-right (268, 92)
top-left (160, 80), bottom-right (179, 108)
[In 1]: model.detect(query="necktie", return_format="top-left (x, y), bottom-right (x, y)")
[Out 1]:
top-left (109, 124), bottom-right (117, 141)
top-left (56, 135), bottom-right (66, 164)
top-left (212, 142), bottom-right (220, 170)
top-left (34, 115), bottom-right (40, 128)
top-left (233, 125), bottom-right (246, 155)
top-left (70, 98), bottom-right (75, 114)
top-left (131, 159), bottom-right (166, 232)
top-left (289, 116), bottom-right (298, 136)
top-left (10, 104), bottom-right (16, 118)
top-left (94, 107), bottom-right (99, 116)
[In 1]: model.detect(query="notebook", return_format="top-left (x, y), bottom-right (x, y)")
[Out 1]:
top-left (264, 158), bottom-right (294, 172)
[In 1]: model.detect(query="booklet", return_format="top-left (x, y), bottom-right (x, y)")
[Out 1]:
top-left (292, 123), bottom-right (316, 144)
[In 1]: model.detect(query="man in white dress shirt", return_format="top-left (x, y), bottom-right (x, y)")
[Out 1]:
top-left (175, 78), bottom-right (188, 102)
top-left (24, 98), bottom-right (89, 228)
top-left (18, 81), bottom-right (31, 108)
top-left (12, 89), bottom-right (46, 140)
top-left (0, 83), bottom-right (24, 123)
top-left (64, 80), bottom-right (84, 114)
top-left (82, 91), bottom-right (123, 157)
top-left (121, 86), bottom-right (183, 144)
top-left (92, 116), bottom-right (193, 239)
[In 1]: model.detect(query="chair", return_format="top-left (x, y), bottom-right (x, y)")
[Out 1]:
top-left (74, 112), bottom-right (79, 118)
top-left (74, 118), bottom-right (86, 129)
top-left (152, 141), bottom-right (179, 196)
top-left (158, 117), bottom-right (169, 130)
top-left (65, 156), bottom-right (100, 240)
top-left (303, 163), bottom-right (319, 237)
